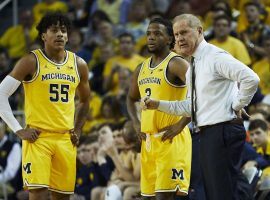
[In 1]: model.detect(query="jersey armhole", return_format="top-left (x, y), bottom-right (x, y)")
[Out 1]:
top-left (74, 53), bottom-right (81, 83)
top-left (22, 51), bottom-right (40, 84)
top-left (164, 56), bottom-right (186, 88)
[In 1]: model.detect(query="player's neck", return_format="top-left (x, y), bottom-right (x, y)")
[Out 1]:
top-left (43, 47), bottom-right (66, 63)
top-left (152, 49), bottom-right (170, 63)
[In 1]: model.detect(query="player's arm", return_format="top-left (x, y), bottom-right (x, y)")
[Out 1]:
top-left (168, 56), bottom-right (189, 83)
top-left (72, 56), bottom-right (91, 146)
top-left (160, 57), bottom-right (191, 141)
top-left (0, 54), bottom-right (41, 142)
top-left (126, 64), bottom-right (145, 140)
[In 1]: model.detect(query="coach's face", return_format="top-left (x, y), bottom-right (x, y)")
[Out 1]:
top-left (173, 19), bottom-right (202, 57)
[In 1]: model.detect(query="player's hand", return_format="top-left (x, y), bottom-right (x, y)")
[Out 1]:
top-left (70, 129), bottom-right (80, 146)
top-left (133, 122), bottom-right (146, 141)
top-left (16, 128), bottom-right (41, 142)
top-left (140, 97), bottom-right (159, 110)
top-left (160, 122), bottom-right (184, 143)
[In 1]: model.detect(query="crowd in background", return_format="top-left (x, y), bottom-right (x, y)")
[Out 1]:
top-left (0, 0), bottom-right (270, 199)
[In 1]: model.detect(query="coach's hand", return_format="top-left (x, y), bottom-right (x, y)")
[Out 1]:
top-left (70, 129), bottom-right (80, 146)
top-left (160, 122), bottom-right (184, 143)
top-left (16, 128), bottom-right (40, 142)
top-left (141, 97), bottom-right (159, 110)
top-left (235, 108), bottom-right (250, 119)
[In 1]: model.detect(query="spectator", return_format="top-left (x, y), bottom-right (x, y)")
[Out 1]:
top-left (240, 2), bottom-right (270, 64)
top-left (209, 15), bottom-right (251, 66)
top-left (33, 0), bottom-right (68, 25)
top-left (103, 33), bottom-right (144, 94)
top-left (126, 1), bottom-right (150, 40)
top-left (73, 135), bottom-right (109, 200)
top-left (0, 120), bottom-right (21, 199)
top-left (252, 34), bottom-right (270, 95)
top-left (0, 47), bottom-right (11, 81)
top-left (0, 9), bottom-right (38, 62)
top-left (67, 29), bottom-right (91, 63)
top-left (67, 0), bottom-right (89, 28)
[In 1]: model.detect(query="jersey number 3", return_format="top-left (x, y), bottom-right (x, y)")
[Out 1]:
top-left (49, 84), bottom-right (69, 102)
top-left (145, 88), bottom-right (151, 97)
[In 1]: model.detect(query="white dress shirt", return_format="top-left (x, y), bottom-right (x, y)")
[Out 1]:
top-left (158, 39), bottom-right (260, 127)
top-left (0, 135), bottom-right (21, 183)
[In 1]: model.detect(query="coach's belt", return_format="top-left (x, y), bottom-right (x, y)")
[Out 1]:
top-left (26, 125), bottom-right (72, 134)
top-left (199, 118), bottom-right (243, 131)
top-left (145, 131), bottom-right (166, 152)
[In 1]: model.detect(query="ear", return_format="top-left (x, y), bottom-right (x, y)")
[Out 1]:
top-left (41, 33), bottom-right (46, 41)
top-left (197, 27), bottom-right (203, 36)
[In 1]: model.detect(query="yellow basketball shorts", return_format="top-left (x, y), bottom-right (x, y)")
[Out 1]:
top-left (140, 126), bottom-right (192, 196)
top-left (22, 132), bottom-right (76, 194)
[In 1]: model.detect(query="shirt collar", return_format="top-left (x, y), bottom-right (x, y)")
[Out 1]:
top-left (192, 39), bottom-right (208, 59)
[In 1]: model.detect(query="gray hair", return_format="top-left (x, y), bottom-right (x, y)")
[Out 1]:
top-left (173, 14), bottom-right (202, 29)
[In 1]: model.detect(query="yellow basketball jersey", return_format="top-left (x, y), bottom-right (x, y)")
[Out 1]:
top-left (138, 52), bottom-right (187, 134)
top-left (23, 49), bottom-right (80, 131)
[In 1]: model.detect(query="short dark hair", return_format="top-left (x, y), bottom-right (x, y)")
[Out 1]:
top-left (36, 12), bottom-right (71, 44)
top-left (213, 14), bottom-right (231, 26)
top-left (244, 2), bottom-right (260, 10)
top-left (149, 18), bottom-right (175, 49)
top-left (249, 119), bottom-right (268, 131)
top-left (118, 32), bottom-right (135, 43)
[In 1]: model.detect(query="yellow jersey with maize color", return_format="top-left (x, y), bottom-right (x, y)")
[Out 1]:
top-left (138, 52), bottom-right (187, 134)
top-left (23, 49), bottom-right (80, 131)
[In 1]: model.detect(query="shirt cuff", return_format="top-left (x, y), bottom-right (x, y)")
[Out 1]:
top-left (158, 100), bottom-right (170, 113)
top-left (232, 98), bottom-right (243, 111)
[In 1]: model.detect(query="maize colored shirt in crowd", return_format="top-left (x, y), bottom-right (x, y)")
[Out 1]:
top-left (103, 54), bottom-right (145, 94)
top-left (252, 58), bottom-right (270, 95)
top-left (33, 1), bottom-right (68, 25)
top-left (209, 36), bottom-right (251, 65)
top-left (23, 49), bottom-right (80, 131)
top-left (255, 137), bottom-right (270, 177)
top-left (0, 25), bottom-right (38, 59)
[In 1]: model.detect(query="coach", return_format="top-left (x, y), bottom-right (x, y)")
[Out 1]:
top-left (143, 14), bottom-right (260, 200)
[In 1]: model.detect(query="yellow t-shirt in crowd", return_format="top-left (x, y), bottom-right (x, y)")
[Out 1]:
top-left (103, 54), bottom-right (145, 93)
top-left (0, 25), bottom-right (38, 59)
top-left (33, 1), bottom-right (68, 25)
top-left (252, 58), bottom-right (270, 95)
top-left (209, 36), bottom-right (251, 65)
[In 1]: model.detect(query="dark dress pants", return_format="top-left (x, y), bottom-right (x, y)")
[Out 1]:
top-left (199, 123), bottom-right (246, 200)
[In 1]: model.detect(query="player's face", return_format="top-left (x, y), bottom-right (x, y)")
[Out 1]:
top-left (173, 19), bottom-right (201, 57)
top-left (250, 128), bottom-right (268, 147)
top-left (146, 23), bottom-right (171, 53)
top-left (42, 22), bottom-right (68, 50)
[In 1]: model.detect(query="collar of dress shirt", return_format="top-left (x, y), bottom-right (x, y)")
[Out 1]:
top-left (192, 39), bottom-right (207, 59)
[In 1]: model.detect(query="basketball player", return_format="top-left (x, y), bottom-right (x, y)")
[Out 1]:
top-left (0, 12), bottom-right (90, 200)
top-left (127, 17), bottom-right (192, 200)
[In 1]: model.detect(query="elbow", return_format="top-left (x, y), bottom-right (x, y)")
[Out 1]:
top-left (254, 75), bottom-right (260, 86)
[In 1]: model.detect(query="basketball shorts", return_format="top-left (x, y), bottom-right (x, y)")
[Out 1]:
top-left (22, 132), bottom-right (76, 194)
top-left (140, 126), bottom-right (192, 196)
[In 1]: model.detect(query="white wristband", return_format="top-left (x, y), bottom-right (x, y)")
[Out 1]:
top-left (0, 75), bottom-right (23, 133)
